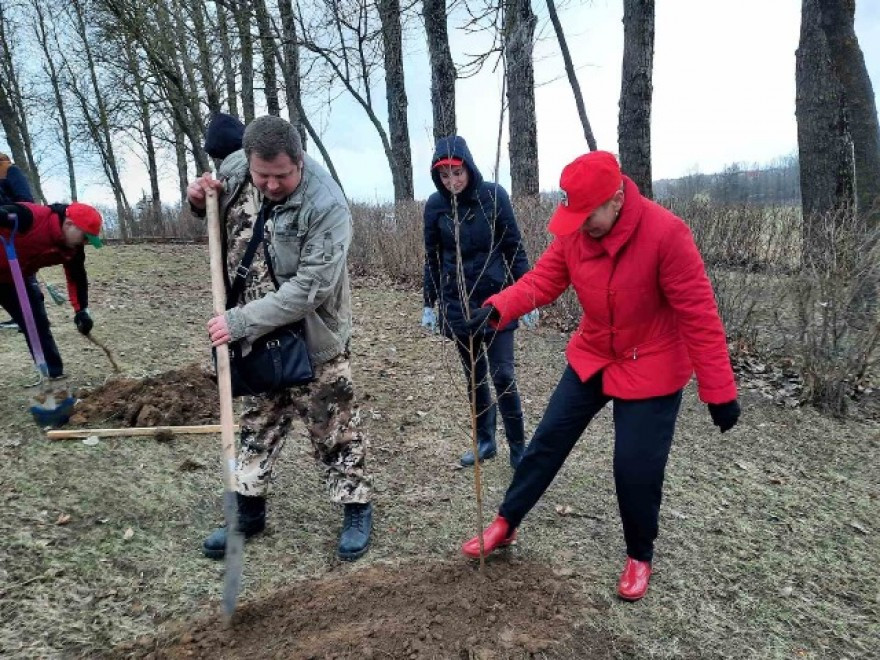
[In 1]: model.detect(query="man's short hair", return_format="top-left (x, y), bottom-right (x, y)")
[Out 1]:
top-left (242, 116), bottom-right (303, 164)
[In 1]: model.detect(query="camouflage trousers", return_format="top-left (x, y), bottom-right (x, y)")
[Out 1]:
top-left (235, 354), bottom-right (371, 504)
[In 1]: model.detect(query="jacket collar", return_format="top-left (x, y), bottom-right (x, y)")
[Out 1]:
top-left (574, 176), bottom-right (643, 259)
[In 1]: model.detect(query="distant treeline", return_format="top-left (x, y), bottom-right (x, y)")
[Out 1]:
top-left (654, 155), bottom-right (801, 205)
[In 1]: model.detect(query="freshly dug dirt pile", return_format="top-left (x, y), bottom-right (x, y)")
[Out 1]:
top-left (70, 364), bottom-right (219, 427)
top-left (123, 559), bottom-right (593, 659)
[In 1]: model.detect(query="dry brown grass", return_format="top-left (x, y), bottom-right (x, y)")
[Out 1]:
top-left (0, 246), bottom-right (877, 658)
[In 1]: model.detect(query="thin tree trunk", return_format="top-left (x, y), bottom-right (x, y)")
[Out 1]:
top-left (217, 1), bottom-right (239, 115)
top-left (254, 0), bottom-right (280, 116)
top-left (818, 0), bottom-right (880, 229)
top-left (546, 0), bottom-right (596, 151)
top-left (0, 84), bottom-right (34, 191)
top-left (503, 0), bottom-right (539, 198)
top-left (126, 41), bottom-right (161, 222)
top-left (0, 6), bottom-right (44, 201)
top-left (278, 0), bottom-right (306, 146)
top-left (301, 109), bottom-right (344, 195)
top-left (192, 1), bottom-right (221, 115)
top-left (618, 0), bottom-right (654, 198)
top-left (71, 0), bottom-right (130, 237)
top-left (32, 2), bottom-right (77, 200)
top-left (174, 123), bottom-right (189, 201)
top-left (235, 0), bottom-right (255, 123)
top-left (378, 0), bottom-right (414, 200)
top-left (423, 0), bottom-right (456, 143)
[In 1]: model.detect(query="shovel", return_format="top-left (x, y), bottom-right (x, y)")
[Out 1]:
top-left (205, 184), bottom-right (244, 618)
top-left (0, 214), bottom-right (75, 427)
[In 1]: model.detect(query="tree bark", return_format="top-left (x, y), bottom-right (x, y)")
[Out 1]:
top-left (546, 0), bottom-right (596, 151)
top-left (796, 0), bottom-right (853, 232)
top-left (278, 0), bottom-right (306, 146)
top-left (31, 1), bottom-right (78, 200)
top-left (817, 0), bottom-right (880, 229)
top-left (216, 1), bottom-right (239, 116)
top-left (378, 0), bottom-right (414, 200)
top-left (423, 0), bottom-right (456, 143)
top-left (235, 0), bottom-right (255, 123)
top-left (504, 0), bottom-right (539, 198)
top-left (618, 0), bottom-right (654, 198)
top-left (126, 41), bottom-right (162, 218)
top-left (192, 1), bottom-right (222, 116)
top-left (71, 0), bottom-right (131, 237)
top-left (0, 5), bottom-right (45, 201)
top-left (254, 0), bottom-right (280, 116)
top-left (174, 122), bottom-right (189, 202)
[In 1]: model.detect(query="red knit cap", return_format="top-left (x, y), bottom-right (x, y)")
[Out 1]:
top-left (66, 202), bottom-right (104, 248)
top-left (548, 151), bottom-right (622, 236)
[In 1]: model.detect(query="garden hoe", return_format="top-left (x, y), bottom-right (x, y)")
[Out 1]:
top-left (1, 214), bottom-right (75, 427)
top-left (206, 184), bottom-right (245, 619)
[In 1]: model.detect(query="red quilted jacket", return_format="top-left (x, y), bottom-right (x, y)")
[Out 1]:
top-left (487, 177), bottom-right (737, 404)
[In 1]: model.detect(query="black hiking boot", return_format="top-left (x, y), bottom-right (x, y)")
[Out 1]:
top-left (337, 502), bottom-right (373, 561)
top-left (202, 494), bottom-right (266, 560)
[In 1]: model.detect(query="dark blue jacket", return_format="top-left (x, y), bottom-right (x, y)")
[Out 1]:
top-left (423, 136), bottom-right (530, 337)
top-left (0, 165), bottom-right (35, 204)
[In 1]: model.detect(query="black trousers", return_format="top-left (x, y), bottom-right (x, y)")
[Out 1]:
top-left (0, 276), bottom-right (65, 377)
top-left (454, 328), bottom-right (525, 447)
top-left (499, 367), bottom-right (682, 561)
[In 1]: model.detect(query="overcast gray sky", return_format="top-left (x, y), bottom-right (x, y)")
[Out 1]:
top-left (33, 0), bottom-right (880, 206)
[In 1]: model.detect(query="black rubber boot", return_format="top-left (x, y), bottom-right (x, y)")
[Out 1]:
top-left (460, 437), bottom-right (498, 466)
top-left (508, 441), bottom-right (525, 469)
top-left (502, 412), bottom-right (526, 469)
top-left (460, 404), bottom-right (497, 466)
top-left (337, 502), bottom-right (373, 561)
top-left (202, 493), bottom-right (266, 560)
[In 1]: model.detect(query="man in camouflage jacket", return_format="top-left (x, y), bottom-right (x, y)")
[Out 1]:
top-left (188, 115), bottom-right (372, 561)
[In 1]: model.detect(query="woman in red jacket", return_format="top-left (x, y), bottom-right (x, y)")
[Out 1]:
top-left (460, 151), bottom-right (741, 601)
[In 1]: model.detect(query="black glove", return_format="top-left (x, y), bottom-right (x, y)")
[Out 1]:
top-left (74, 309), bottom-right (93, 335)
top-left (0, 203), bottom-right (34, 231)
top-left (708, 400), bottom-right (740, 433)
top-left (464, 305), bottom-right (500, 334)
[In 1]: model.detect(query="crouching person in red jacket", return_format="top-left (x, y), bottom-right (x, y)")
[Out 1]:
top-left (460, 151), bottom-right (740, 601)
top-left (0, 202), bottom-right (103, 378)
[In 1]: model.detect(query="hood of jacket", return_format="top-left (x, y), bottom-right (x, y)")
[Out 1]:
top-left (430, 135), bottom-right (484, 201)
top-left (204, 113), bottom-right (245, 161)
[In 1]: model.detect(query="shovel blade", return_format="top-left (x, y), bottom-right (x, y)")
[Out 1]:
top-left (222, 489), bottom-right (245, 617)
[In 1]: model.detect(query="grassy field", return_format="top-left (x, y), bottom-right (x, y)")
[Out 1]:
top-left (0, 245), bottom-right (877, 658)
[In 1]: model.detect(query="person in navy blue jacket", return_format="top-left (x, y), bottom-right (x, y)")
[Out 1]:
top-left (422, 135), bottom-right (537, 467)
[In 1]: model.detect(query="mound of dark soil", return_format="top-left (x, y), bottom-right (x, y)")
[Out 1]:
top-left (71, 364), bottom-right (219, 427)
top-left (122, 559), bottom-right (597, 659)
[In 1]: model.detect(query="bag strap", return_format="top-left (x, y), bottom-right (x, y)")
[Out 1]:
top-left (226, 207), bottom-right (267, 309)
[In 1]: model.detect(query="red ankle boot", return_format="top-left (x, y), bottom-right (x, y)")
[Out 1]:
top-left (461, 515), bottom-right (517, 558)
top-left (617, 557), bottom-right (652, 601)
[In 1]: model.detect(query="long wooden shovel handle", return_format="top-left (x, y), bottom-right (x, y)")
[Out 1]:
top-left (206, 186), bottom-right (237, 491)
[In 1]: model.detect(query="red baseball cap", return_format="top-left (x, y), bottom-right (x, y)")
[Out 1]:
top-left (432, 157), bottom-right (464, 169)
top-left (548, 151), bottom-right (622, 236)
top-left (66, 202), bottom-right (104, 248)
